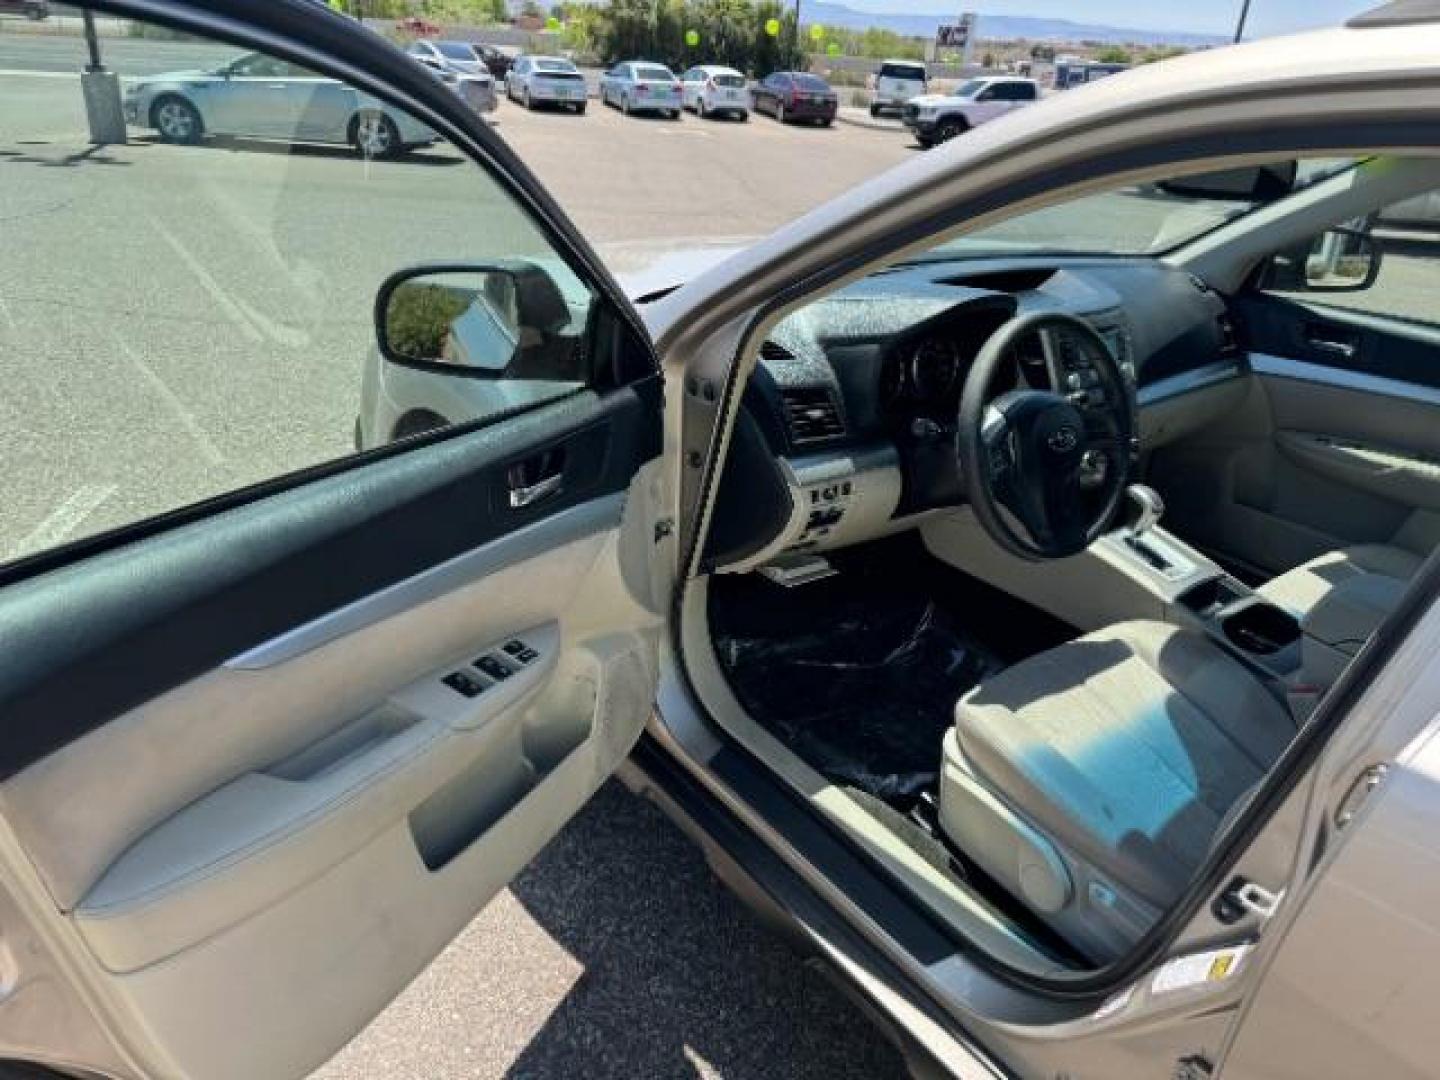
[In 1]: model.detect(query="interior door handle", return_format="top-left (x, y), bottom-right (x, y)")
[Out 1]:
top-left (1309, 338), bottom-right (1357, 360)
top-left (1304, 322), bottom-right (1360, 360)
top-left (508, 472), bottom-right (562, 508)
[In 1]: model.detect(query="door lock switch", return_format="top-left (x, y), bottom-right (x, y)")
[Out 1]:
top-left (501, 639), bottom-right (539, 664)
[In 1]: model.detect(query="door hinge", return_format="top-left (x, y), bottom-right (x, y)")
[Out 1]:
top-left (653, 517), bottom-right (674, 544)
top-left (1213, 877), bottom-right (1284, 924)
top-left (1335, 764), bottom-right (1388, 831)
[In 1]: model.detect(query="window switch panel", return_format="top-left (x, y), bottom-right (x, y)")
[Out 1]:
top-left (442, 671), bottom-right (485, 698)
top-left (474, 654), bottom-right (514, 681)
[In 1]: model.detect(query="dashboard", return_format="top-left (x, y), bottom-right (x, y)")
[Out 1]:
top-left (702, 255), bottom-right (1240, 572)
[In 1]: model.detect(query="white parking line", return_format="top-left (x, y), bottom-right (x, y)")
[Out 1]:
top-left (12, 484), bottom-right (118, 558)
top-left (118, 339), bottom-right (225, 467)
top-left (147, 212), bottom-right (264, 344)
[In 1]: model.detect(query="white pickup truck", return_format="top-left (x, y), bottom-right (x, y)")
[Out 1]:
top-left (902, 76), bottom-right (1040, 147)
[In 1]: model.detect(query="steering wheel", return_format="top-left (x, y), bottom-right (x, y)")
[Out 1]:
top-left (958, 311), bottom-right (1136, 561)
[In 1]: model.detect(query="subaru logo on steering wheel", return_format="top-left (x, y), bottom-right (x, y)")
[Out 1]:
top-left (1047, 425), bottom-right (1080, 453)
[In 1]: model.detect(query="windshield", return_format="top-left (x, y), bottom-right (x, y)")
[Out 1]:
top-left (794, 74), bottom-right (830, 92)
top-left (951, 79), bottom-right (985, 99)
top-left (436, 42), bottom-right (477, 60)
top-left (635, 65), bottom-right (675, 81)
top-left (915, 158), bottom-right (1359, 260)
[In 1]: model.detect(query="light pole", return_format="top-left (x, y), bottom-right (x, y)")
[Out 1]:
top-left (80, 8), bottom-right (126, 144)
top-left (1234, 0), bottom-right (1253, 42)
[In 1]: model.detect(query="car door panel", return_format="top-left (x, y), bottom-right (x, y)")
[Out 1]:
top-left (1150, 293), bottom-right (1440, 576)
top-left (217, 76), bottom-right (290, 135)
top-left (0, 383), bottom-right (664, 1079)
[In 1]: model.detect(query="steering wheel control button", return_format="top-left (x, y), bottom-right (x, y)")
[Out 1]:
top-left (442, 671), bottom-right (485, 698)
top-left (474, 654), bottom-right (514, 681)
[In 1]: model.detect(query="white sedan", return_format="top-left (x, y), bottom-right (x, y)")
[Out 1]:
top-left (121, 50), bottom-right (434, 156)
top-left (504, 55), bottom-right (589, 113)
top-left (680, 64), bottom-right (750, 120)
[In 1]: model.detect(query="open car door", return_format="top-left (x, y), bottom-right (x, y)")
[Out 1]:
top-left (0, 3), bottom-right (669, 1078)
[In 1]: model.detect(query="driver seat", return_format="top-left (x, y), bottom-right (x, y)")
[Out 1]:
top-left (938, 620), bottom-right (1296, 962)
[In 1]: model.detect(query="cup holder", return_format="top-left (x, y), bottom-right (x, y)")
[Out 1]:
top-left (1222, 602), bottom-right (1301, 656)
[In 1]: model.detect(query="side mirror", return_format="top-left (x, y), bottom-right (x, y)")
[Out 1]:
top-left (374, 263), bottom-right (576, 378)
top-left (1272, 227), bottom-right (1383, 293)
top-left (1158, 161), bottom-right (1299, 204)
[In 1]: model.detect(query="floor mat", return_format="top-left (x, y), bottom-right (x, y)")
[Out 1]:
top-left (711, 573), bottom-right (1005, 804)
top-left (709, 536), bottom-right (1077, 808)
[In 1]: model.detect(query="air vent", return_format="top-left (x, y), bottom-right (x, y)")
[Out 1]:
top-left (759, 339), bottom-right (796, 364)
top-left (780, 387), bottom-right (845, 444)
top-left (1217, 312), bottom-right (1240, 357)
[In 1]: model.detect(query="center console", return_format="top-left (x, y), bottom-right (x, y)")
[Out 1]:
top-left (1108, 486), bottom-right (1302, 680)
top-left (1176, 574), bottom-right (1302, 678)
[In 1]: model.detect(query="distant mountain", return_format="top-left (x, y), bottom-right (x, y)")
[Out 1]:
top-left (802, 3), bottom-right (1227, 47)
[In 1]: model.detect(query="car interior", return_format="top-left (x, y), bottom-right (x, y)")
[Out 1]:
top-left (679, 153), bottom-right (1440, 973)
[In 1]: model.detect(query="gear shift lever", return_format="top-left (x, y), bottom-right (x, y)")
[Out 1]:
top-left (1125, 484), bottom-right (1165, 537)
top-left (1118, 483), bottom-right (1192, 578)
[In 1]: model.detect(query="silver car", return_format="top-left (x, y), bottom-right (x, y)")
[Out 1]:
top-left (405, 40), bottom-right (498, 114)
top-left (505, 55), bottom-right (589, 113)
top-left (599, 60), bottom-right (683, 118)
top-left (122, 50), bottom-right (435, 156)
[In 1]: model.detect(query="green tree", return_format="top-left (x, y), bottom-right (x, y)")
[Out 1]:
top-left (1138, 45), bottom-right (1189, 64)
top-left (591, 0), bottom-right (800, 74)
top-left (1093, 45), bottom-right (1132, 64)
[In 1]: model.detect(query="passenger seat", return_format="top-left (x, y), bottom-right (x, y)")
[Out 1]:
top-left (1258, 543), bottom-right (1426, 618)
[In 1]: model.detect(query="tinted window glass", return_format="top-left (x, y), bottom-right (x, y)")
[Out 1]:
top-left (436, 42), bottom-right (477, 60)
top-left (793, 75), bottom-right (830, 92)
top-left (0, 17), bottom-right (608, 567)
top-left (1265, 185), bottom-right (1440, 329)
top-left (879, 63), bottom-right (925, 80)
top-left (713, 74), bottom-right (746, 88)
top-left (635, 65), bottom-right (675, 81)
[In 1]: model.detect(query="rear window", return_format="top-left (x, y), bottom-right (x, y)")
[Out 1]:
top-left (879, 63), bottom-right (925, 80)
top-left (535, 59), bottom-right (576, 73)
top-left (436, 42), bottom-right (477, 61)
top-left (636, 65), bottom-right (676, 81)
top-left (713, 74), bottom-right (746, 88)
top-left (794, 74), bottom-right (830, 92)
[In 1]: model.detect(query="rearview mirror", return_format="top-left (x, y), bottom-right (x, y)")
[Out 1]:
top-left (374, 262), bottom-right (575, 377)
top-left (1157, 161), bottom-right (1299, 203)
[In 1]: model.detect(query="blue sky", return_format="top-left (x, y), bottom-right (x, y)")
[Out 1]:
top-left (840, 0), bottom-right (1379, 37)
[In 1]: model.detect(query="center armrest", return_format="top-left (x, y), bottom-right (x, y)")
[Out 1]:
top-left (1300, 573), bottom-right (1408, 687)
